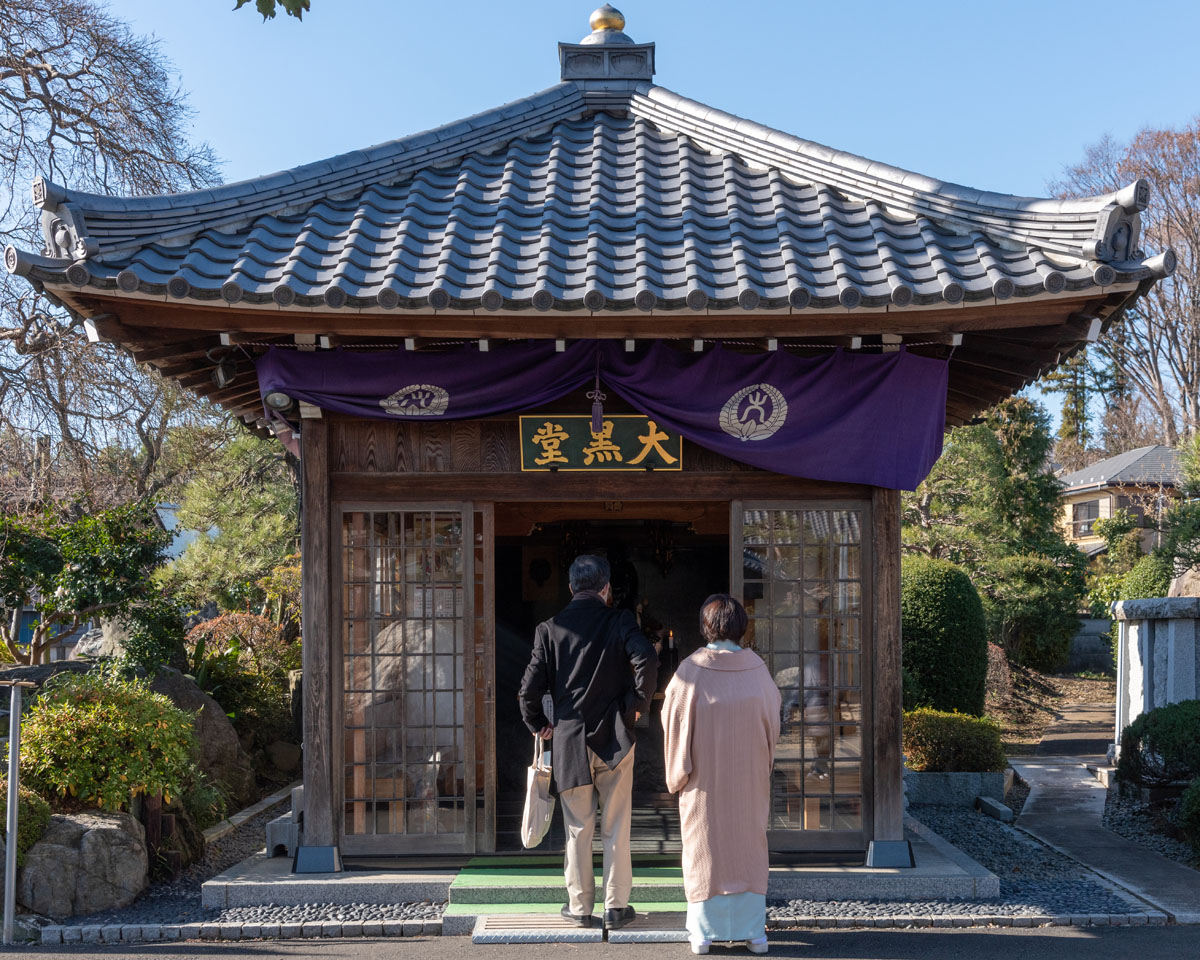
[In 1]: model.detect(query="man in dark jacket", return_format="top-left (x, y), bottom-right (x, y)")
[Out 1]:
top-left (519, 554), bottom-right (658, 931)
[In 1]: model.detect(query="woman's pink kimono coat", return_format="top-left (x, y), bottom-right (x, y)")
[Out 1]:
top-left (662, 647), bottom-right (781, 903)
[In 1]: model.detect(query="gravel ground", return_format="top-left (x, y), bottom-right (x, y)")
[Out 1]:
top-left (216, 902), bottom-right (445, 924)
top-left (1103, 791), bottom-right (1199, 871)
top-left (68, 799), bottom-right (291, 926)
top-left (768, 803), bottom-right (1140, 921)
top-left (53, 799), bottom-right (447, 930)
top-left (1003, 778), bottom-right (1030, 818)
top-left (47, 797), bottom-right (1147, 930)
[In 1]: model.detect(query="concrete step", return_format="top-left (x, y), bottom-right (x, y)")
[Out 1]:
top-left (200, 853), bottom-right (455, 909)
top-left (1086, 764), bottom-right (1117, 789)
top-left (449, 865), bottom-right (685, 904)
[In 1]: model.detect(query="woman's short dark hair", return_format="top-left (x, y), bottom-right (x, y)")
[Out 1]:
top-left (569, 554), bottom-right (611, 593)
top-left (700, 593), bottom-right (749, 646)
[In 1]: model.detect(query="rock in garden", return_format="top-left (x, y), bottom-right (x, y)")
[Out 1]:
top-left (267, 740), bottom-right (301, 774)
top-left (18, 812), bottom-right (148, 919)
top-left (150, 667), bottom-right (256, 807)
top-left (1168, 564), bottom-right (1200, 597)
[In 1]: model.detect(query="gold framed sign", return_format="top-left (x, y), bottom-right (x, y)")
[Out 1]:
top-left (519, 415), bottom-right (683, 472)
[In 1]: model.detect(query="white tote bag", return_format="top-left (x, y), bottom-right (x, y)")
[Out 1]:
top-left (520, 734), bottom-right (555, 848)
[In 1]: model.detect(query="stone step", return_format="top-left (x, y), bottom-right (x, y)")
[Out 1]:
top-left (200, 853), bottom-right (455, 909)
top-left (445, 900), bottom-right (689, 938)
top-left (469, 908), bottom-right (690, 944)
top-left (1086, 764), bottom-right (1117, 789)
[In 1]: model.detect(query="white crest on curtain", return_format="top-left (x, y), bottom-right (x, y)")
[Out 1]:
top-left (380, 384), bottom-right (450, 416)
top-left (719, 383), bottom-right (787, 441)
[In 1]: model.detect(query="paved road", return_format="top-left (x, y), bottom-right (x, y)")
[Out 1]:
top-left (5, 928), bottom-right (1200, 960)
top-left (1034, 703), bottom-right (1113, 758)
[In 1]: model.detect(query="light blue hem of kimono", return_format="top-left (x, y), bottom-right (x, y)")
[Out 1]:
top-left (686, 892), bottom-right (766, 943)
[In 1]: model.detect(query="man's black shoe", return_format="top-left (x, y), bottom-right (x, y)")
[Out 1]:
top-left (604, 906), bottom-right (636, 930)
top-left (560, 904), bottom-right (593, 927)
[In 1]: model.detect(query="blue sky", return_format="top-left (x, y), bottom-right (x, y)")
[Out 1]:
top-left (102, 0), bottom-right (1200, 428)
top-left (107, 1), bottom-right (1200, 196)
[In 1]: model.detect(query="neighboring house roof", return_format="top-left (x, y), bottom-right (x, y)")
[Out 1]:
top-left (1060, 444), bottom-right (1183, 492)
top-left (7, 11), bottom-right (1173, 316)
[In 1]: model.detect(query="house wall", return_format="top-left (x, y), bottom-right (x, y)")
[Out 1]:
top-left (1062, 486), bottom-right (1177, 557)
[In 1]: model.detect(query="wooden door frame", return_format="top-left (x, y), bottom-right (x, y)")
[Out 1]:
top-left (331, 501), bottom-right (485, 856)
top-left (731, 498), bottom-right (875, 854)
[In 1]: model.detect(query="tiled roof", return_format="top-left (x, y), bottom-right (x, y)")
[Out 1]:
top-left (7, 20), bottom-right (1175, 314)
top-left (1059, 444), bottom-right (1183, 490)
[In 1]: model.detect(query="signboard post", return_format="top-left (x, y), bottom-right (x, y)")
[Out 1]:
top-left (2, 680), bottom-right (36, 945)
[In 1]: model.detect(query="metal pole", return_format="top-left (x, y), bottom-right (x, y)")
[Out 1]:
top-left (3, 682), bottom-right (22, 945)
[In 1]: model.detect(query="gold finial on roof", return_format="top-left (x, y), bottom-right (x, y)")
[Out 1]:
top-left (590, 4), bottom-right (625, 33)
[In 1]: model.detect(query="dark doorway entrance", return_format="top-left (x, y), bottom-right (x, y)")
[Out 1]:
top-left (492, 504), bottom-right (730, 852)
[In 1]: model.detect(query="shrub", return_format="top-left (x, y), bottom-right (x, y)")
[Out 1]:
top-left (0, 780), bottom-right (51, 866)
top-left (977, 552), bottom-right (1084, 672)
top-left (186, 613), bottom-right (299, 678)
top-left (1178, 777), bottom-right (1200, 855)
top-left (900, 556), bottom-right (988, 715)
top-left (21, 667), bottom-right (197, 811)
top-left (122, 596), bottom-right (189, 672)
top-left (1121, 551), bottom-right (1174, 601)
top-left (184, 612), bottom-right (298, 751)
top-left (902, 708), bottom-right (1008, 773)
top-left (181, 770), bottom-right (228, 832)
top-left (902, 666), bottom-right (926, 711)
top-left (1116, 699), bottom-right (1200, 786)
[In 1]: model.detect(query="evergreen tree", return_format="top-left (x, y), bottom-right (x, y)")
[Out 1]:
top-left (1042, 352), bottom-right (1091, 446)
top-left (902, 396), bottom-right (1088, 669)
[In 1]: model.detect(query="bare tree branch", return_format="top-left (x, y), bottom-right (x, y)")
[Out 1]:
top-left (0, 0), bottom-right (228, 511)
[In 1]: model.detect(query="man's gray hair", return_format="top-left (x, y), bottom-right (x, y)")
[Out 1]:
top-left (569, 554), bottom-right (611, 593)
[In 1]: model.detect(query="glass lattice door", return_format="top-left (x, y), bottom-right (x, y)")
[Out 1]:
top-left (338, 505), bottom-right (491, 854)
top-left (734, 501), bottom-right (872, 852)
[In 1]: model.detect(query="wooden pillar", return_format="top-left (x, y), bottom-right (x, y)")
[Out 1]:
top-left (295, 418), bottom-right (340, 872)
top-left (867, 486), bottom-right (912, 866)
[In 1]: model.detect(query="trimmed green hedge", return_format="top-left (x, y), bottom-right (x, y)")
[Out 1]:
top-left (901, 555), bottom-right (988, 716)
top-left (1117, 699), bottom-right (1200, 786)
top-left (0, 780), bottom-right (50, 867)
top-left (1122, 552), bottom-right (1175, 601)
top-left (902, 708), bottom-right (1008, 773)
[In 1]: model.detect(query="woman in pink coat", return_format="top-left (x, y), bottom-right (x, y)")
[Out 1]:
top-left (662, 594), bottom-right (781, 955)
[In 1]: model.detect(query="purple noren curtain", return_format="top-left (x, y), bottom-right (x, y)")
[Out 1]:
top-left (256, 340), bottom-right (948, 490)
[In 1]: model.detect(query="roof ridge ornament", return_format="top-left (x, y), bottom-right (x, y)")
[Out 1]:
top-left (582, 4), bottom-right (632, 43)
top-left (560, 5), bottom-right (654, 83)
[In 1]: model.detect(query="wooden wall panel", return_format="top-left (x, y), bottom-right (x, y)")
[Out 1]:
top-left (451, 422), bottom-right (483, 472)
top-left (329, 416), bottom-right (762, 477)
